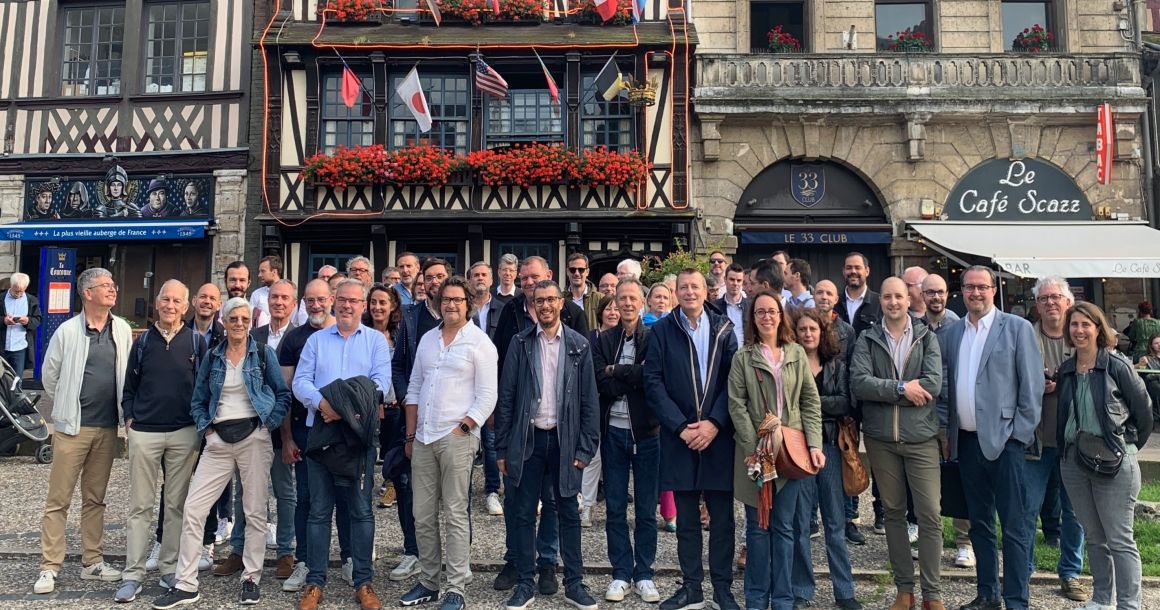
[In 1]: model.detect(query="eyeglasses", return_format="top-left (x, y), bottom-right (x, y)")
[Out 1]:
top-left (424, 274), bottom-right (448, 283)
top-left (1036, 294), bottom-right (1066, 304)
top-left (349, 267), bottom-right (370, 275)
top-left (922, 289), bottom-right (947, 297)
top-left (90, 282), bottom-right (118, 291)
top-left (335, 297), bottom-right (365, 306)
top-left (441, 296), bottom-right (468, 305)
top-left (962, 284), bottom-right (994, 293)
top-left (225, 315), bottom-right (250, 325)
top-left (753, 308), bottom-right (781, 319)
top-left (303, 297), bottom-right (328, 305)
top-left (533, 296), bottom-right (561, 306)
top-left (710, 258), bottom-right (727, 264)
top-left (567, 267), bottom-right (588, 274)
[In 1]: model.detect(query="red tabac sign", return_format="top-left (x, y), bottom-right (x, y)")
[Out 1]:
top-left (1097, 103), bottom-right (1113, 185)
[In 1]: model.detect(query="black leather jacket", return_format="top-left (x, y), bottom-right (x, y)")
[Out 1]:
top-left (818, 357), bottom-right (853, 443)
top-left (1056, 348), bottom-right (1153, 455)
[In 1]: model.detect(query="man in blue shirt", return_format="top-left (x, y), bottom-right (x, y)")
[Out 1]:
top-left (291, 279), bottom-right (392, 610)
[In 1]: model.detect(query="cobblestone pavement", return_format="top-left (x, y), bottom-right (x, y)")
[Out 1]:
top-left (0, 455), bottom-right (1154, 608)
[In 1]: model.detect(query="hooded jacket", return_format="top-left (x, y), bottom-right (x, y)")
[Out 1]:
top-left (850, 319), bottom-right (942, 444)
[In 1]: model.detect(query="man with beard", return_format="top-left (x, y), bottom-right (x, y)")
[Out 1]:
top-left (293, 266), bottom-right (337, 327)
top-left (468, 261), bottom-right (505, 517)
top-left (249, 256), bottom-right (282, 328)
top-left (225, 262), bottom-right (251, 300)
top-left (277, 280), bottom-right (354, 594)
top-left (920, 275), bottom-right (959, 334)
top-left (189, 284), bottom-right (225, 349)
top-left (566, 253), bottom-right (602, 331)
top-left (708, 251), bottom-right (730, 299)
top-left (834, 252), bottom-right (880, 337)
top-left (389, 258), bottom-right (453, 583)
top-left (394, 253), bottom-right (421, 306)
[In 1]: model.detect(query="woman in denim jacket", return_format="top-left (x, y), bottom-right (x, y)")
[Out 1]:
top-left (152, 297), bottom-right (291, 609)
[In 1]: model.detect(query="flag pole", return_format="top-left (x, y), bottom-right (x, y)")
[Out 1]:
top-left (331, 49), bottom-right (376, 108)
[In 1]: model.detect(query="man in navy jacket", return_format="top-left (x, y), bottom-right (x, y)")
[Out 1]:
top-left (644, 268), bottom-right (739, 610)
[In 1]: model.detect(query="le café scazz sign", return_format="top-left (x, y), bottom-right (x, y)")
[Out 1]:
top-left (944, 158), bottom-right (1093, 221)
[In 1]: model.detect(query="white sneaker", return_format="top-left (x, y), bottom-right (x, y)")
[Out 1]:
top-left (580, 506), bottom-right (593, 528)
top-left (605, 579), bottom-right (630, 602)
top-left (1072, 603), bottom-right (1114, 610)
top-left (487, 492), bottom-right (504, 516)
top-left (954, 545), bottom-right (976, 568)
top-left (341, 557), bottom-right (354, 586)
top-left (33, 570), bottom-right (56, 594)
top-left (215, 519), bottom-right (231, 545)
top-left (198, 545), bottom-right (214, 571)
top-left (390, 554), bottom-right (420, 581)
top-left (145, 541), bottom-right (162, 572)
top-left (635, 579), bottom-right (661, 603)
top-left (265, 523), bottom-right (277, 549)
top-left (907, 523), bottom-right (919, 545)
top-left (282, 561), bottom-right (309, 592)
top-left (80, 561), bottom-right (122, 581)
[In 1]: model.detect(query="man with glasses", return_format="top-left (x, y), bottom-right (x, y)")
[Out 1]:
top-left (1023, 277), bottom-right (1088, 604)
top-left (495, 280), bottom-right (601, 610)
top-left (708, 251), bottom-right (730, 299)
top-left (937, 266), bottom-right (1043, 610)
top-left (347, 256), bottom-right (374, 288)
top-left (382, 267), bottom-right (402, 288)
top-left (398, 277), bottom-right (498, 610)
top-left (566, 253), bottom-right (602, 331)
top-left (389, 258), bottom-right (453, 583)
top-left (903, 267), bottom-right (928, 318)
top-left (293, 279), bottom-right (392, 610)
top-left (395, 253), bottom-right (421, 306)
top-left (294, 266), bottom-right (338, 327)
top-left (495, 254), bottom-right (520, 304)
top-left (597, 273), bottom-right (619, 299)
top-left (35, 268), bottom-right (131, 594)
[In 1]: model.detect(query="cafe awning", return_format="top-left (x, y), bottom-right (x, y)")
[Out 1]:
top-left (0, 219), bottom-right (209, 242)
top-left (905, 220), bottom-right (1160, 278)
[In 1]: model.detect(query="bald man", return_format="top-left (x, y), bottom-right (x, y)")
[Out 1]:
top-left (920, 275), bottom-right (959, 333)
top-left (189, 283), bottom-right (225, 350)
top-left (902, 267), bottom-right (928, 317)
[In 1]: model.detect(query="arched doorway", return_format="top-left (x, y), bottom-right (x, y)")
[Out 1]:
top-left (734, 159), bottom-right (892, 284)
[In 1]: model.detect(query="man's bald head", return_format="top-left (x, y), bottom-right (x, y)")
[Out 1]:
top-left (902, 266), bottom-right (928, 314)
top-left (921, 273), bottom-right (950, 316)
top-left (880, 276), bottom-right (910, 322)
top-left (813, 279), bottom-right (839, 313)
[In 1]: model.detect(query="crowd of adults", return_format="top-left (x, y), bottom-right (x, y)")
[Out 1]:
top-left (19, 246), bottom-right (1155, 610)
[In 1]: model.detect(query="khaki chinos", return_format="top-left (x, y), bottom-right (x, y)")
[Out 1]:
top-left (411, 431), bottom-right (479, 596)
top-left (41, 427), bottom-right (119, 572)
top-left (123, 426), bottom-right (200, 581)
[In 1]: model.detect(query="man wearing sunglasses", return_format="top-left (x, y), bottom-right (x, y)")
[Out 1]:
top-left (708, 251), bottom-right (730, 299)
top-left (565, 253), bottom-right (603, 333)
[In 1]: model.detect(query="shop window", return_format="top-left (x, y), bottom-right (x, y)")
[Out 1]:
top-left (60, 5), bottom-right (125, 96)
top-left (496, 241), bottom-right (556, 272)
top-left (390, 73), bottom-right (469, 155)
top-left (580, 72), bottom-right (635, 152)
top-left (144, 1), bottom-right (210, 93)
top-left (310, 253), bottom-right (360, 276)
top-left (875, 1), bottom-right (933, 52)
top-left (1002, 0), bottom-right (1056, 52)
top-left (749, 1), bottom-right (805, 54)
top-left (320, 69), bottom-right (375, 154)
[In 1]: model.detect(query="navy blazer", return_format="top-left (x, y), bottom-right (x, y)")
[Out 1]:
top-left (643, 307), bottom-right (737, 493)
top-left (493, 324), bottom-right (600, 497)
top-left (937, 309), bottom-right (1044, 461)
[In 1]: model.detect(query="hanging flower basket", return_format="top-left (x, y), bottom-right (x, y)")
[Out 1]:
top-left (1012, 24), bottom-right (1053, 53)
top-left (576, 147), bottom-right (650, 190)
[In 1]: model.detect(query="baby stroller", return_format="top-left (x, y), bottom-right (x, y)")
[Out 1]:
top-left (0, 358), bottom-right (51, 464)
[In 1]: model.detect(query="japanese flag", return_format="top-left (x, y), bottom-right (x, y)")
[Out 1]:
top-left (395, 67), bottom-right (432, 133)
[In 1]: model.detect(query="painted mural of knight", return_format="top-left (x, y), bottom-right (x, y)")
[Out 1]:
top-left (27, 182), bottom-right (60, 220)
top-left (59, 181), bottom-right (92, 219)
top-left (96, 165), bottom-right (142, 218)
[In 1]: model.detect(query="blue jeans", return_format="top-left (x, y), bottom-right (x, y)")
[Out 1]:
top-left (602, 427), bottom-right (659, 582)
top-left (1023, 446), bottom-right (1084, 579)
top-left (959, 432), bottom-right (1032, 609)
top-left (305, 446), bottom-right (374, 587)
top-left (744, 480), bottom-right (801, 610)
top-left (791, 443), bottom-right (856, 602)
top-left (3, 348), bottom-right (25, 386)
top-left (510, 428), bottom-right (582, 589)
top-left (502, 470), bottom-right (559, 568)
top-left (293, 421), bottom-right (350, 563)
top-left (482, 423), bottom-right (501, 495)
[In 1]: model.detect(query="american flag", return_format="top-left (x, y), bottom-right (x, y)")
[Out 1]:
top-left (475, 58), bottom-right (509, 99)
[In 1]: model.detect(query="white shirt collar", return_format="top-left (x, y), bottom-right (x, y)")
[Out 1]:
top-left (967, 307), bottom-right (998, 331)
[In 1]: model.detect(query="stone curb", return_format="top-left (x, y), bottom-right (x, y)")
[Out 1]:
top-left (3, 546), bottom-right (1156, 586)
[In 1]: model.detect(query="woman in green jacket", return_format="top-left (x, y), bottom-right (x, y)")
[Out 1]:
top-left (728, 291), bottom-right (824, 610)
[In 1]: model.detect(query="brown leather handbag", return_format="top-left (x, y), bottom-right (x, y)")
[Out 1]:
top-left (754, 365), bottom-right (818, 480)
top-left (837, 416), bottom-right (870, 496)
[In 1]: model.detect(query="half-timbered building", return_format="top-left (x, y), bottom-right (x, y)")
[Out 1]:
top-left (252, 0), bottom-right (696, 280)
top-left (0, 0), bottom-right (252, 328)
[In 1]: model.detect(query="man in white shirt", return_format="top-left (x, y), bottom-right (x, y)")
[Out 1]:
top-left (495, 253), bottom-right (519, 303)
top-left (398, 277), bottom-right (498, 610)
top-left (834, 252), bottom-right (880, 337)
top-left (713, 263), bottom-right (747, 347)
top-left (1, 272), bottom-right (41, 385)
top-left (785, 259), bottom-right (815, 310)
top-left (469, 262), bottom-right (497, 338)
top-left (249, 256), bottom-right (281, 328)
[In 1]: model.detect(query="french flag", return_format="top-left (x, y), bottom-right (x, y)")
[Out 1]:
top-left (631, 0), bottom-right (643, 23)
top-left (593, 0), bottom-right (617, 22)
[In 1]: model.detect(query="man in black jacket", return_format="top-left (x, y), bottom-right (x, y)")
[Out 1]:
top-left (490, 256), bottom-right (588, 594)
top-left (833, 252), bottom-right (881, 337)
top-left (115, 280), bottom-right (206, 603)
top-left (0, 272), bottom-right (42, 384)
top-left (592, 278), bottom-right (662, 604)
top-left (386, 258), bottom-right (451, 583)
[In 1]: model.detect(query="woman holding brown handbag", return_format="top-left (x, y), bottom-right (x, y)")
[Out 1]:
top-left (728, 291), bottom-right (824, 610)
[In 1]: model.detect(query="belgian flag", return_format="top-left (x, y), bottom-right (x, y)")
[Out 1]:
top-left (594, 54), bottom-right (625, 102)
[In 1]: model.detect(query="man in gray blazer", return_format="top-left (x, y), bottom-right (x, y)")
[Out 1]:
top-left (937, 266), bottom-right (1043, 610)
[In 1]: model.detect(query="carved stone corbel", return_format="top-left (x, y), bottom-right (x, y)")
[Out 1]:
top-left (699, 114), bottom-right (723, 162)
top-left (905, 113), bottom-right (930, 162)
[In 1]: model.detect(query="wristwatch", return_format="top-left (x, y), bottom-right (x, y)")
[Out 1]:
top-left (896, 381), bottom-right (907, 397)
top-left (459, 422), bottom-right (471, 435)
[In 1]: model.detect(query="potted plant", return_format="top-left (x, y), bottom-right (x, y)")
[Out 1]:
top-left (300, 144), bottom-right (391, 190)
top-left (576, 147), bottom-right (651, 190)
top-left (886, 28), bottom-right (931, 52)
top-left (1012, 24), bottom-right (1053, 53)
top-left (640, 247), bottom-right (710, 286)
top-left (467, 143), bottom-right (580, 187)
top-left (766, 25), bottom-right (801, 53)
top-left (319, 0), bottom-right (383, 22)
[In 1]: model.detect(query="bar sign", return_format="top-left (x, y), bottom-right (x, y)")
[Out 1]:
top-left (1096, 102), bottom-right (1113, 185)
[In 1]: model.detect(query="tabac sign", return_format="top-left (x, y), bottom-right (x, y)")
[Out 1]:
top-left (944, 158), bottom-right (1093, 221)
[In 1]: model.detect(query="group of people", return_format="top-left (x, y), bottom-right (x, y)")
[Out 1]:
top-left (26, 247), bottom-right (1154, 610)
